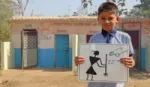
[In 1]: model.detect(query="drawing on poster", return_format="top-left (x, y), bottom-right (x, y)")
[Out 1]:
top-left (109, 47), bottom-right (128, 57)
top-left (86, 51), bottom-right (108, 81)
top-left (78, 44), bottom-right (129, 82)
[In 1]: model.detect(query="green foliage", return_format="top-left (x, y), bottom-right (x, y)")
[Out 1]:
top-left (0, 0), bottom-right (13, 42)
top-left (128, 0), bottom-right (150, 18)
top-left (128, 8), bottom-right (150, 18)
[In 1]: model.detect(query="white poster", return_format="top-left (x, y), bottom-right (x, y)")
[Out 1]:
top-left (78, 43), bottom-right (129, 83)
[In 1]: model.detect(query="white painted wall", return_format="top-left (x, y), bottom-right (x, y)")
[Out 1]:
top-left (11, 34), bottom-right (21, 48)
top-left (11, 33), bottom-right (20, 68)
top-left (78, 34), bottom-right (87, 44)
top-left (1, 42), bottom-right (13, 70)
top-left (141, 35), bottom-right (149, 48)
top-left (38, 32), bottom-right (54, 48)
top-left (12, 31), bottom-right (55, 49)
top-left (71, 34), bottom-right (78, 73)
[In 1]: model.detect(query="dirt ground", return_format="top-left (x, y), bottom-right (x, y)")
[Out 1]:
top-left (0, 68), bottom-right (150, 87)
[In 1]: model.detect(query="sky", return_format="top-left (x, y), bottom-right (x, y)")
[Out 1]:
top-left (19, 0), bottom-right (141, 16)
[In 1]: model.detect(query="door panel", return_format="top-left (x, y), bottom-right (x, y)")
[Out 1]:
top-left (55, 35), bottom-right (69, 68)
top-left (22, 30), bottom-right (37, 68)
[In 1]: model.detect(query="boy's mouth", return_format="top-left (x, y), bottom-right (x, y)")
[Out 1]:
top-left (103, 24), bottom-right (111, 26)
top-left (105, 25), bottom-right (111, 27)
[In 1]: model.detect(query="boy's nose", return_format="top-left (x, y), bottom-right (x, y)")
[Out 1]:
top-left (105, 19), bottom-right (110, 24)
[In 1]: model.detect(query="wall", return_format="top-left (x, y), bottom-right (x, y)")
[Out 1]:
top-left (69, 34), bottom-right (73, 68)
top-left (122, 22), bottom-right (141, 69)
top-left (141, 20), bottom-right (150, 71)
top-left (12, 21), bottom-right (39, 68)
top-left (120, 19), bottom-right (150, 70)
top-left (1, 42), bottom-right (13, 70)
top-left (12, 20), bottom-right (73, 68)
top-left (71, 35), bottom-right (78, 73)
top-left (11, 18), bottom-right (150, 70)
top-left (38, 32), bottom-right (55, 68)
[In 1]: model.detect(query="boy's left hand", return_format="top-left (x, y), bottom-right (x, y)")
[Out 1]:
top-left (120, 57), bottom-right (135, 68)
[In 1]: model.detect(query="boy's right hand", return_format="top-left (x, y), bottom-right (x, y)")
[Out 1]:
top-left (74, 56), bottom-right (85, 66)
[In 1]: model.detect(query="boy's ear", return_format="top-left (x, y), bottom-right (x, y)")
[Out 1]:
top-left (116, 16), bottom-right (120, 23)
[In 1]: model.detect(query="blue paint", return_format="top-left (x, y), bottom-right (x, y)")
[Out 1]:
top-left (14, 48), bottom-right (22, 68)
top-left (69, 48), bottom-right (72, 68)
top-left (38, 48), bottom-right (54, 68)
top-left (141, 48), bottom-right (146, 71)
top-left (55, 35), bottom-right (69, 68)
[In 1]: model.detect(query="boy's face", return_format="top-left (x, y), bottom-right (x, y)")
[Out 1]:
top-left (97, 10), bottom-right (119, 32)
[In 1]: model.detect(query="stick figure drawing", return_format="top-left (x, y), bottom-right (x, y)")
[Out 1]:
top-left (86, 51), bottom-right (106, 80)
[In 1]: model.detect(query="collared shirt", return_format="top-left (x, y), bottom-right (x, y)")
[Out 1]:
top-left (101, 29), bottom-right (117, 43)
top-left (88, 29), bottom-right (134, 87)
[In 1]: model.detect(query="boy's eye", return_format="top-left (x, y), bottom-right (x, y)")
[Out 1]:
top-left (101, 18), bottom-right (105, 20)
top-left (100, 17), bottom-right (114, 21)
top-left (108, 17), bottom-right (113, 20)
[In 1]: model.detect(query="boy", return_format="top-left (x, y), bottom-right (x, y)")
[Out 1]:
top-left (74, 1), bottom-right (135, 87)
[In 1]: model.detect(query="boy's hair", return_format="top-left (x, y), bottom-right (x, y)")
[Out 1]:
top-left (98, 2), bottom-right (118, 15)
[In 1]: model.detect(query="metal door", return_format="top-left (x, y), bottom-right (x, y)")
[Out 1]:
top-left (55, 35), bottom-right (69, 68)
top-left (22, 30), bottom-right (38, 68)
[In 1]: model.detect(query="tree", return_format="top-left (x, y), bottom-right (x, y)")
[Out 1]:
top-left (127, 0), bottom-right (150, 18)
top-left (0, 0), bottom-right (14, 41)
top-left (127, 8), bottom-right (150, 18)
top-left (74, 0), bottom-right (93, 16)
top-left (11, 0), bottom-right (30, 16)
top-left (73, 0), bottom-right (129, 16)
top-left (16, 0), bottom-right (29, 16)
top-left (81, 0), bottom-right (92, 8)
top-left (107, 0), bottom-right (128, 16)
top-left (134, 0), bottom-right (150, 9)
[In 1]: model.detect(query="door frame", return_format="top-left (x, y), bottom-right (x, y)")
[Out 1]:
top-left (21, 29), bottom-right (38, 69)
top-left (122, 22), bottom-right (142, 69)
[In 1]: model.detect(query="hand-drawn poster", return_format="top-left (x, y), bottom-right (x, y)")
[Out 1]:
top-left (78, 43), bottom-right (129, 83)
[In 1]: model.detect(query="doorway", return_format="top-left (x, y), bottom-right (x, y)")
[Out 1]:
top-left (21, 29), bottom-right (38, 68)
top-left (124, 30), bottom-right (140, 69)
top-left (86, 35), bottom-right (93, 43)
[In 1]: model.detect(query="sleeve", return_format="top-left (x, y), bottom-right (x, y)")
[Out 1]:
top-left (128, 36), bottom-right (135, 57)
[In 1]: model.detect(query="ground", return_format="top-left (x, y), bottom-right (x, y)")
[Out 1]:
top-left (0, 68), bottom-right (150, 87)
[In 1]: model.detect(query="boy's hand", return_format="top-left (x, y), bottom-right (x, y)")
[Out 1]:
top-left (74, 56), bottom-right (85, 66)
top-left (120, 57), bottom-right (135, 68)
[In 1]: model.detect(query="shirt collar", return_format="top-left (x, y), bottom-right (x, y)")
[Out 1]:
top-left (101, 29), bottom-right (117, 37)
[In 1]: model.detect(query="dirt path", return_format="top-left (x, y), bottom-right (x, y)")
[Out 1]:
top-left (0, 69), bottom-right (150, 87)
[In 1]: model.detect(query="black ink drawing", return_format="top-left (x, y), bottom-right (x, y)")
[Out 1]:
top-left (108, 60), bottom-right (120, 64)
top-left (109, 47), bottom-right (128, 57)
top-left (86, 51), bottom-right (108, 81)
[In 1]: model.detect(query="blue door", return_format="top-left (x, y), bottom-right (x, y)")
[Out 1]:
top-left (55, 35), bottom-right (69, 68)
